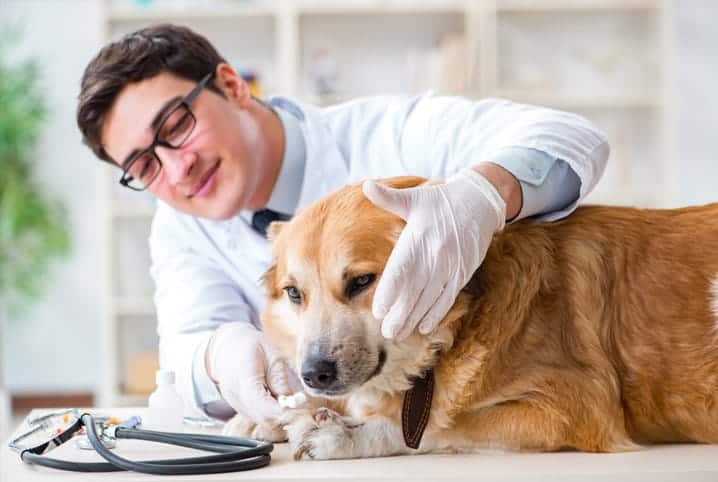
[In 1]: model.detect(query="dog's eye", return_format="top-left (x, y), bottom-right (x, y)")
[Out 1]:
top-left (346, 274), bottom-right (376, 299)
top-left (284, 286), bottom-right (302, 304)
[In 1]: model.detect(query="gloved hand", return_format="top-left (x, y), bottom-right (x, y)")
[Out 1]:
top-left (362, 167), bottom-right (507, 340)
top-left (207, 322), bottom-right (300, 425)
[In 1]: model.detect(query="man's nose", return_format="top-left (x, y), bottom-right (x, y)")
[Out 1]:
top-left (157, 146), bottom-right (198, 185)
top-left (301, 355), bottom-right (337, 390)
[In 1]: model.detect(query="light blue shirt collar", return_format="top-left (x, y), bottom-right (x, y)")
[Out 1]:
top-left (264, 104), bottom-right (306, 215)
top-left (239, 103), bottom-right (306, 225)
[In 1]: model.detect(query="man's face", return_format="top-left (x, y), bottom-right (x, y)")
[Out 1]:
top-left (101, 69), bottom-right (263, 219)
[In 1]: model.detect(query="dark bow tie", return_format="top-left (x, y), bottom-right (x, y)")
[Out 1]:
top-left (251, 208), bottom-right (291, 237)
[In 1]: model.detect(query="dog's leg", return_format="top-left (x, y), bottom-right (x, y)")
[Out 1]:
top-left (223, 412), bottom-right (287, 442)
top-left (281, 407), bottom-right (410, 460)
top-left (464, 398), bottom-right (639, 453)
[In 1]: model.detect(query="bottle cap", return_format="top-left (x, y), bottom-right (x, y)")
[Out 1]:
top-left (156, 369), bottom-right (176, 385)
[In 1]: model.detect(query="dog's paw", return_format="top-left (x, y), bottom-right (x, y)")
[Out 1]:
top-left (280, 407), bottom-right (357, 460)
top-left (222, 413), bottom-right (287, 442)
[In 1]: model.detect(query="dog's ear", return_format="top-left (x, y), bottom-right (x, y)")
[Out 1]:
top-left (260, 263), bottom-right (275, 287)
top-left (266, 220), bottom-right (287, 242)
top-left (378, 176), bottom-right (428, 190)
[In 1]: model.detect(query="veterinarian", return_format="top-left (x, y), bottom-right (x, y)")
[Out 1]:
top-left (76, 25), bottom-right (609, 429)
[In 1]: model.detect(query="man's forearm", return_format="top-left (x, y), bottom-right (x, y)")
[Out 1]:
top-left (472, 162), bottom-right (523, 221)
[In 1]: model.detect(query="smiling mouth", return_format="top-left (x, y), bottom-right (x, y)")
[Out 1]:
top-left (188, 160), bottom-right (220, 197)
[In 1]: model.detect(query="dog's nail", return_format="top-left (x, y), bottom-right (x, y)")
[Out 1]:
top-left (293, 446), bottom-right (306, 461)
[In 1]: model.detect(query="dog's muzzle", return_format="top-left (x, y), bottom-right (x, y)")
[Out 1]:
top-left (301, 356), bottom-right (338, 390)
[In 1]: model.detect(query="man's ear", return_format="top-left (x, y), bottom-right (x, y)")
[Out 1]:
top-left (267, 220), bottom-right (287, 243)
top-left (214, 63), bottom-right (252, 108)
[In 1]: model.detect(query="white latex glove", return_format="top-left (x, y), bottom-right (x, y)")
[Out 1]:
top-left (207, 323), bottom-right (300, 425)
top-left (362, 168), bottom-right (507, 340)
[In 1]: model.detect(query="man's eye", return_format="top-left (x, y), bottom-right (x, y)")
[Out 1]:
top-left (284, 286), bottom-right (302, 304)
top-left (128, 153), bottom-right (152, 178)
top-left (138, 157), bottom-right (152, 178)
top-left (346, 274), bottom-right (376, 299)
top-left (160, 109), bottom-right (193, 145)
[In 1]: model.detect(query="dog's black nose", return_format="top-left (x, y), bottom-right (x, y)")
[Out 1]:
top-left (301, 357), bottom-right (337, 390)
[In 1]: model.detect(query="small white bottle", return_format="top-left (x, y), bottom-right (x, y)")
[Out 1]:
top-left (145, 369), bottom-right (184, 432)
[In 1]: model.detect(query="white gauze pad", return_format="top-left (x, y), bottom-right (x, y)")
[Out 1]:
top-left (278, 392), bottom-right (307, 409)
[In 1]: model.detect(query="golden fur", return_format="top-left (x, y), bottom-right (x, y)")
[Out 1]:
top-left (225, 176), bottom-right (718, 459)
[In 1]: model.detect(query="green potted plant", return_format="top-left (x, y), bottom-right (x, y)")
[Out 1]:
top-left (0, 30), bottom-right (70, 429)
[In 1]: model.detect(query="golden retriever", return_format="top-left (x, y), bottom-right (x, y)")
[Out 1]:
top-left (224, 176), bottom-right (718, 460)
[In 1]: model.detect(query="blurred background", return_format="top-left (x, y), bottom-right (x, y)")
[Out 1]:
top-left (0, 0), bottom-right (716, 437)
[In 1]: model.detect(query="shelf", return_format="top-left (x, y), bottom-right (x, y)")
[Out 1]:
top-left (296, 0), bottom-right (465, 15)
top-left (112, 202), bottom-right (156, 219)
top-left (487, 89), bottom-right (660, 109)
top-left (114, 296), bottom-right (156, 317)
top-left (107, 2), bottom-right (277, 22)
top-left (115, 393), bottom-right (150, 407)
top-left (108, 0), bottom-right (468, 21)
top-left (298, 93), bottom-right (356, 107)
top-left (497, 0), bottom-right (659, 12)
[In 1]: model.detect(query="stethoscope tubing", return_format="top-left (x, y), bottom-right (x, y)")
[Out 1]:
top-left (18, 413), bottom-right (273, 475)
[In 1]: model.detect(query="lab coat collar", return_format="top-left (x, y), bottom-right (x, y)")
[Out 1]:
top-left (238, 96), bottom-right (348, 227)
top-left (275, 97), bottom-right (349, 211)
top-left (262, 100), bottom-right (306, 215)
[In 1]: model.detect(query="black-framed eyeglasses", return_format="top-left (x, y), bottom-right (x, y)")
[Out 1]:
top-left (119, 71), bottom-right (215, 191)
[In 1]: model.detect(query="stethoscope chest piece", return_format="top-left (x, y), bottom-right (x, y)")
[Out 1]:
top-left (74, 433), bottom-right (117, 450)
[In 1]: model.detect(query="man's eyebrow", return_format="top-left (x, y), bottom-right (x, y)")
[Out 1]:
top-left (120, 95), bottom-right (183, 169)
top-left (150, 95), bottom-right (183, 131)
top-left (120, 148), bottom-right (139, 170)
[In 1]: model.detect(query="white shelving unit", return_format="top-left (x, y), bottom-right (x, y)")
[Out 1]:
top-left (97, 0), bottom-right (673, 408)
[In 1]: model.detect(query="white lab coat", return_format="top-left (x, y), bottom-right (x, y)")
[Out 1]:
top-left (149, 93), bottom-right (609, 417)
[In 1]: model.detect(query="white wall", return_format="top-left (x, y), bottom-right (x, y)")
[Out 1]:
top-left (1, 0), bottom-right (105, 393)
top-left (673, 0), bottom-right (718, 206)
top-left (0, 0), bottom-right (716, 395)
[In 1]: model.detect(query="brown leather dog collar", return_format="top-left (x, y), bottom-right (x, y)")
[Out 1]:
top-left (402, 368), bottom-right (435, 449)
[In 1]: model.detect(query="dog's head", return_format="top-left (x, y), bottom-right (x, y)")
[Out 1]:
top-left (261, 176), bottom-right (461, 399)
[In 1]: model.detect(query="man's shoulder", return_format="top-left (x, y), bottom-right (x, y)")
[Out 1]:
top-left (319, 93), bottom-right (512, 132)
top-left (273, 92), bottom-right (426, 119)
top-left (322, 92), bottom-right (426, 116)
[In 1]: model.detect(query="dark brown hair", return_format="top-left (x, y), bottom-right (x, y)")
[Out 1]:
top-left (77, 24), bottom-right (226, 164)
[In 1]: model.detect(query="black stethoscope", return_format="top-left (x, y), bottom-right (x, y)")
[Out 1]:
top-left (9, 411), bottom-right (273, 475)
